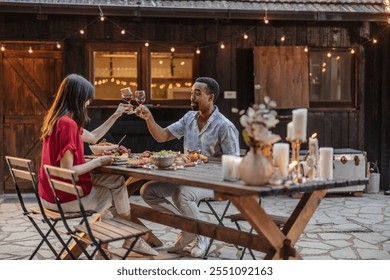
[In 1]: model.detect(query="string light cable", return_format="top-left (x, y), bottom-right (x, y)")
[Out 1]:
top-left (0, 5), bottom-right (389, 54)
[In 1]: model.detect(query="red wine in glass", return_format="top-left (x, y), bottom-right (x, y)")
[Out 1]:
top-left (120, 87), bottom-right (133, 104)
top-left (135, 90), bottom-right (146, 105)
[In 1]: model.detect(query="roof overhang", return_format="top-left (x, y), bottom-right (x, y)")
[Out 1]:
top-left (0, 1), bottom-right (388, 22)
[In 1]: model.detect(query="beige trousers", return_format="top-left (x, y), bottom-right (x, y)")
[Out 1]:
top-left (42, 173), bottom-right (130, 215)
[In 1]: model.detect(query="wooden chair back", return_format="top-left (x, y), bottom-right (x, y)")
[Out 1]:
top-left (43, 165), bottom-right (84, 197)
top-left (5, 156), bottom-right (80, 259)
top-left (44, 164), bottom-right (151, 260)
top-left (5, 156), bottom-right (38, 214)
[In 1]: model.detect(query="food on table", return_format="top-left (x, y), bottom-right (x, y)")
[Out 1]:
top-left (89, 144), bottom-right (119, 156)
top-left (152, 150), bottom-right (177, 156)
top-left (187, 151), bottom-right (208, 162)
top-left (101, 145), bottom-right (130, 156)
top-left (139, 150), bottom-right (152, 158)
top-left (126, 157), bottom-right (152, 167)
top-left (96, 141), bottom-right (115, 146)
top-left (151, 150), bottom-right (177, 168)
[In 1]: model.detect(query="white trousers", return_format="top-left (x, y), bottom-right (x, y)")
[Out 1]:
top-left (140, 181), bottom-right (213, 220)
top-left (42, 173), bottom-right (130, 215)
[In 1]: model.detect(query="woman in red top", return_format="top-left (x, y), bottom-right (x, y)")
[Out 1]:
top-left (38, 74), bottom-right (157, 257)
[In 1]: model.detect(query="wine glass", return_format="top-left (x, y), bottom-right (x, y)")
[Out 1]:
top-left (120, 87), bottom-right (133, 104)
top-left (135, 90), bottom-right (146, 106)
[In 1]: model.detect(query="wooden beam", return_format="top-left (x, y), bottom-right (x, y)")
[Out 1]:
top-left (130, 203), bottom-right (270, 253)
top-left (283, 189), bottom-right (328, 245)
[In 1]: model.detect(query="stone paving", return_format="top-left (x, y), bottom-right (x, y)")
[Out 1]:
top-left (0, 192), bottom-right (389, 260)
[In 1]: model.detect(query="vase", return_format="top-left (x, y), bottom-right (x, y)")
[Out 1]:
top-left (239, 147), bottom-right (273, 186)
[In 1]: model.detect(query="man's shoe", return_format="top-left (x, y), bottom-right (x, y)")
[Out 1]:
top-left (191, 235), bottom-right (210, 258)
top-left (167, 232), bottom-right (195, 253)
top-left (123, 238), bottom-right (159, 256)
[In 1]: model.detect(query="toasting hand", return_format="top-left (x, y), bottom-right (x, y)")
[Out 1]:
top-left (135, 105), bottom-right (151, 121)
top-left (115, 103), bottom-right (134, 115)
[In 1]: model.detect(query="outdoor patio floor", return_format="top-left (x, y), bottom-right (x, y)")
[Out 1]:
top-left (0, 192), bottom-right (389, 260)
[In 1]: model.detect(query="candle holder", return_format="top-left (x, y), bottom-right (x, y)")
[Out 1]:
top-left (286, 137), bottom-right (306, 182)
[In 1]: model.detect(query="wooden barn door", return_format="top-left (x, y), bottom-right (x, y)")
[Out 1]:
top-left (253, 46), bottom-right (309, 109)
top-left (0, 43), bottom-right (62, 193)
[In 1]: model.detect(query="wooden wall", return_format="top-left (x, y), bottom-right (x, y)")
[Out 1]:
top-left (0, 12), bottom-right (388, 192)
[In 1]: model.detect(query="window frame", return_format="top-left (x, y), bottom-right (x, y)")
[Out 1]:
top-left (86, 43), bottom-right (199, 108)
top-left (308, 47), bottom-right (359, 109)
top-left (147, 46), bottom-right (199, 107)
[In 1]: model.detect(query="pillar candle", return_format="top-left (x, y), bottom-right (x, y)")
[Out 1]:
top-left (273, 143), bottom-right (290, 179)
top-left (287, 122), bottom-right (293, 140)
top-left (319, 147), bottom-right (334, 180)
top-left (292, 108), bottom-right (307, 141)
top-left (222, 155), bottom-right (242, 181)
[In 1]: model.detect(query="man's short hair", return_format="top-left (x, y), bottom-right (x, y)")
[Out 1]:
top-left (195, 77), bottom-right (220, 103)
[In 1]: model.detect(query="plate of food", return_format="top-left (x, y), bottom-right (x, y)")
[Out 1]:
top-left (126, 157), bottom-right (153, 168)
top-left (186, 149), bottom-right (208, 163)
top-left (89, 140), bottom-right (118, 156)
top-left (111, 153), bottom-right (130, 165)
top-left (151, 150), bottom-right (177, 169)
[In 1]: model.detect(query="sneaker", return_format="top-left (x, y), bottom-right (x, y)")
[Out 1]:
top-left (167, 231), bottom-right (196, 253)
top-left (191, 235), bottom-right (210, 258)
top-left (123, 238), bottom-right (159, 256)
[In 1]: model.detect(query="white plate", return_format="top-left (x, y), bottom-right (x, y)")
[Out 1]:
top-left (112, 160), bottom-right (127, 165)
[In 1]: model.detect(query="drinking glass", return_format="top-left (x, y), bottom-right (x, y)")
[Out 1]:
top-left (135, 90), bottom-right (146, 106)
top-left (120, 87), bottom-right (133, 104)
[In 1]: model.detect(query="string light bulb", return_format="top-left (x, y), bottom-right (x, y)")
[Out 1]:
top-left (1, 45), bottom-right (5, 52)
top-left (145, 41), bottom-right (149, 47)
top-left (56, 42), bottom-right (61, 49)
top-left (373, 38), bottom-right (378, 44)
top-left (28, 46), bottom-right (33, 53)
top-left (304, 46), bottom-right (308, 52)
top-left (351, 48), bottom-right (355, 54)
top-left (170, 47), bottom-right (175, 52)
top-left (80, 29), bottom-right (85, 35)
top-left (243, 33), bottom-right (248, 39)
top-left (121, 29), bottom-right (126, 35)
top-left (327, 52), bottom-right (332, 58)
top-left (196, 48), bottom-right (201, 54)
top-left (280, 35), bottom-right (285, 42)
top-left (98, 5), bottom-right (105, 22)
top-left (264, 9), bottom-right (269, 24)
top-left (220, 42), bottom-right (225, 49)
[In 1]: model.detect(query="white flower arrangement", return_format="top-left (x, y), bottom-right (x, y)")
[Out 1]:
top-left (237, 96), bottom-right (281, 148)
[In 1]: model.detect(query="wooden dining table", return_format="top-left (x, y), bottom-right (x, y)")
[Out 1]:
top-left (91, 161), bottom-right (368, 260)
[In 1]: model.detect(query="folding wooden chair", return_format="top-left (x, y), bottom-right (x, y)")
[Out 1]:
top-left (5, 156), bottom-right (86, 259)
top-left (44, 165), bottom-right (151, 260)
top-left (197, 198), bottom-right (232, 258)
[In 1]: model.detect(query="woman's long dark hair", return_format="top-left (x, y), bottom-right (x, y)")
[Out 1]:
top-left (40, 74), bottom-right (94, 140)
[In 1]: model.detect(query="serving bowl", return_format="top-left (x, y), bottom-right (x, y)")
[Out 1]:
top-left (89, 144), bottom-right (119, 156)
top-left (151, 154), bottom-right (176, 169)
